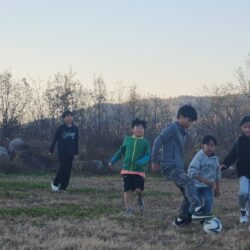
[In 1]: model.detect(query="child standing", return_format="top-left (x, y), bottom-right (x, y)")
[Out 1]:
top-left (222, 115), bottom-right (250, 224)
top-left (50, 111), bottom-right (79, 192)
top-left (109, 118), bottom-right (150, 216)
top-left (188, 135), bottom-right (221, 217)
top-left (151, 105), bottom-right (211, 227)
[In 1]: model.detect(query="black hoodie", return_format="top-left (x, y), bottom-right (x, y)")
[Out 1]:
top-left (223, 134), bottom-right (250, 178)
top-left (50, 123), bottom-right (79, 156)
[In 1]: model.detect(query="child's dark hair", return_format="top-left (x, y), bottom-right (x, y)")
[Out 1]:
top-left (177, 105), bottom-right (198, 121)
top-left (131, 118), bottom-right (147, 129)
top-left (240, 115), bottom-right (250, 126)
top-left (202, 135), bottom-right (217, 146)
top-left (62, 110), bottom-right (74, 118)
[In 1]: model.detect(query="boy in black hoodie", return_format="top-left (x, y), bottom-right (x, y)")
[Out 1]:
top-left (50, 111), bottom-right (79, 192)
top-left (222, 115), bottom-right (250, 224)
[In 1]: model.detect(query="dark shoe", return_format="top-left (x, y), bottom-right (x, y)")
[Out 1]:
top-left (186, 212), bottom-right (192, 224)
top-left (172, 217), bottom-right (191, 227)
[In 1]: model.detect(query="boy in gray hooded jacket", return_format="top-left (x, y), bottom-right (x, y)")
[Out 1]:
top-left (188, 135), bottom-right (221, 216)
top-left (152, 105), bottom-right (212, 227)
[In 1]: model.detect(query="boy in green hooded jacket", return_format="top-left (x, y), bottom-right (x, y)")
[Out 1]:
top-left (109, 118), bottom-right (150, 216)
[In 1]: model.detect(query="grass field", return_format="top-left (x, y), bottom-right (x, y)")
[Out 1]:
top-left (0, 174), bottom-right (250, 250)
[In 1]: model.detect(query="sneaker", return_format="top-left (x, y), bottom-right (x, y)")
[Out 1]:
top-left (172, 217), bottom-right (191, 227)
top-left (192, 206), bottom-right (214, 220)
top-left (137, 195), bottom-right (144, 212)
top-left (51, 182), bottom-right (59, 192)
top-left (240, 209), bottom-right (248, 224)
top-left (125, 208), bottom-right (133, 217)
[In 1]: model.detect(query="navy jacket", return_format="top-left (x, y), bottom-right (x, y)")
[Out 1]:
top-left (223, 135), bottom-right (250, 178)
top-left (50, 123), bottom-right (79, 156)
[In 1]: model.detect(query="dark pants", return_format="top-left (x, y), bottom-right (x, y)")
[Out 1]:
top-left (53, 154), bottom-right (74, 190)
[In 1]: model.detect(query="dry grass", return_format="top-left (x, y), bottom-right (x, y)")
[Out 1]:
top-left (0, 174), bottom-right (250, 250)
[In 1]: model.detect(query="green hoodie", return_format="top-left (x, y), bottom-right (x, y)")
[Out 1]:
top-left (110, 135), bottom-right (150, 173)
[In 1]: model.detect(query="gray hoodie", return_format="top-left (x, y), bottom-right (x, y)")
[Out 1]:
top-left (151, 121), bottom-right (187, 171)
top-left (188, 149), bottom-right (221, 188)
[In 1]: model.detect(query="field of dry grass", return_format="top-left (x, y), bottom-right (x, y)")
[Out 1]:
top-left (0, 174), bottom-right (250, 250)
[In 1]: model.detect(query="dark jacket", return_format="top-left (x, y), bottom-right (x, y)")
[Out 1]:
top-left (223, 134), bottom-right (250, 178)
top-left (50, 123), bottom-right (79, 156)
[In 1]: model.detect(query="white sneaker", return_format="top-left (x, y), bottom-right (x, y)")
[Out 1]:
top-left (240, 209), bottom-right (248, 224)
top-left (51, 182), bottom-right (59, 192)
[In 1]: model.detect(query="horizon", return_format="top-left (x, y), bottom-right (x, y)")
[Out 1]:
top-left (1, 0), bottom-right (250, 97)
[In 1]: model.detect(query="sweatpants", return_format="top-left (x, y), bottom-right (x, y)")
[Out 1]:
top-left (163, 166), bottom-right (201, 219)
top-left (53, 154), bottom-right (74, 190)
top-left (239, 176), bottom-right (250, 210)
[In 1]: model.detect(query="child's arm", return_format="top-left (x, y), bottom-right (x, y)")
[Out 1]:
top-left (74, 128), bottom-right (79, 159)
top-left (109, 138), bottom-right (127, 166)
top-left (194, 176), bottom-right (216, 189)
top-left (151, 124), bottom-right (175, 171)
top-left (214, 181), bottom-right (221, 197)
top-left (49, 127), bottom-right (60, 154)
top-left (222, 141), bottom-right (238, 170)
top-left (135, 141), bottom-right (151, 166)
top-left (215, 161), bottom-right (221, 197)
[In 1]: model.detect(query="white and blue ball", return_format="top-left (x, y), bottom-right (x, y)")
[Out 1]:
top-left (203, 217), bottom-right (222, 235)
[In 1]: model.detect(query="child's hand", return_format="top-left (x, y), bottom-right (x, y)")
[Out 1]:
top-left (214, 188), bottom-right (221, 197)
top-left (220, 164), bottom-right (227, 170)
top-left (107, 163), bottom-right (113, 171)
top-left (208, 182), bottom-right (216, 190)
top-left (151, 163), bottom-right (160, 172)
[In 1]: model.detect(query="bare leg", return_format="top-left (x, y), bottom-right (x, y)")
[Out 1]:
top-left (124, 191), bottom-right (132, 210)
top-left (135, 188), bottom-right (142, 196)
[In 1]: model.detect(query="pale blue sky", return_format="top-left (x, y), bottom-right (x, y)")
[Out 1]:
top-left (0, 0), bottom-right (250, 97)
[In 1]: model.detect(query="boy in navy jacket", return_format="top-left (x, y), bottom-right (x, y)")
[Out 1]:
top-left (50, 111), bottom-right (79, 192)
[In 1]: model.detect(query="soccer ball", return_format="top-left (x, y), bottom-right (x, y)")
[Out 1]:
top-left (203, 217), bottom-right (222, 235)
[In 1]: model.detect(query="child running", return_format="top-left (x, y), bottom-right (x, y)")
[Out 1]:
top-left (109, 118), bottom-right (150, 216)
top-left (50, 111), bottom-right (79, 192)
top-left (188, 135), bottom-right (221, 217)
top-left (151, 105), bottom-right (212, 227)
top-left (221, 115), bottom-right (250, 224)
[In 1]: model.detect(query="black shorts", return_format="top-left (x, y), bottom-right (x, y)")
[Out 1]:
top-left (122, 174), bottom-right (145, 192)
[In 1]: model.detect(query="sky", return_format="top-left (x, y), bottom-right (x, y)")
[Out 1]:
top-left (0, 0), bottom-right (250, 97)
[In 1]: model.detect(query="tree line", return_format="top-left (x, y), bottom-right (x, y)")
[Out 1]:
top-left (0, 58), bottom-right (250, 165)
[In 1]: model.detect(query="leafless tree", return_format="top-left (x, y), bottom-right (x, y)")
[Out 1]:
top-left (0, 71), bottom-right (30, 140)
